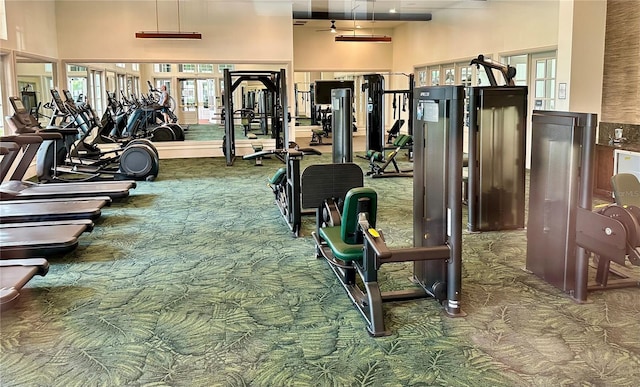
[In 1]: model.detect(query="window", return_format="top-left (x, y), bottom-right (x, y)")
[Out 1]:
top-left (155, 79), bottom-right (171, 95)
top-left (132, 77), bottom-right (140, 97)
top-left (476, 65), bottom-right (490, 87)
top-left (131, 63), bottom-right (139, 71)
top-left (179, 64), bottom-right (196, 73)
top-left (459, 65), bottom-right (472, 87)
top-left (115, 63), bottom-right (125, 68)
top-left (117, 74), bottom-right (126, 99)
top-left (417, 70), bottom-right (427, 86)
top-left (68, 65), bottom-right (87, 72)
top-left (444, 67), bottom-right (455, 85)
top-left (198, 64), bottom-right (213, 73)
top-left (218, 64), bottom-right (234, 73)
top-left (67, 77), bottom-right (87, 103)
top-left (180, 79), bottom-right (196, 112)
top-left (502, 54), bottom-right (528, 86)
top-left (534, 57), bottom-right (556, 110)
top-left (93, 71), bottom-right (103, 115)
top-left (429, 68), bottom-right (440, 86)
top-left (153, 63), bottom-right (172, 73)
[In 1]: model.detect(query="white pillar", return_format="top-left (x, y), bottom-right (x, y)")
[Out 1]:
top-left (555, 0), bottom-right (607, 117)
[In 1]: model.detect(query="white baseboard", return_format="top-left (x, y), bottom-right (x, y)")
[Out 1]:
top-left (153, 139), bottom-right (276, 159)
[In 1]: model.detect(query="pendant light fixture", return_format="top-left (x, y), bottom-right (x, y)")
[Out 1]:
top-left (136, 0), bottom-right (202, 39)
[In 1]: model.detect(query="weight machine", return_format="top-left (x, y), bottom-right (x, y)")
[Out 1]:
top-left (362, 73), bottom-right (414, 154)
top-left (331, 88), bottom-right (354, 164)
top-left (526, 110), bottom-right (640, 302)
top-left (313, 85), bottom-right (465, 336)
top-left (466, 54), bottom-right (528, 232)
top-left (222, 69), bottom-right (289, 165)
top-left (294, 83), bottom-right (314, 121)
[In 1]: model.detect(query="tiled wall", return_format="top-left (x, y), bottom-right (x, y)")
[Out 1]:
top-left (598, 122), bottom-right (640, 144)
top-left (600, 0), bottom-right (640, 143)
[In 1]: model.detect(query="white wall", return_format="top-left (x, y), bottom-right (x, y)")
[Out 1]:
top-left (392, 1), bottom-right (559, 75)
top-left (3, 0), bottom-right (59, 58)
top-left (293, 27), bottom-right (394, 72)
top-left (54, 1), bottom-right (293, 64)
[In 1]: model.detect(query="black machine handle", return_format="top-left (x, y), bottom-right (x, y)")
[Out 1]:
top-left (470, 54), bottom-right (517, 87)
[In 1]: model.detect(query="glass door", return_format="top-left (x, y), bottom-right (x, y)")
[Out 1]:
top-left (532, 55), bottom-right (556, 111)
top-left (178, 78), bottom-right (197, 124)
top-left (196, 79), bottom-right (216, 124)
top-left (67, 76), bottom-right (87, 104)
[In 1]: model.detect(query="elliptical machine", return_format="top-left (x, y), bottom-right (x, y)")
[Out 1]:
top-left (10, 93), bottom-right (159, 182)
top-left (145, 81), bottom-right (187, 139)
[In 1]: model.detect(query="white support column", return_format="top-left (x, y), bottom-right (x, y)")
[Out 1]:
top-left (555, 0), bottom-right (607, 116)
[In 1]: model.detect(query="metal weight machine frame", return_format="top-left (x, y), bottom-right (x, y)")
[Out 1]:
top-left (526, 110), bottom-right (640, 302)
top-left (331, 88), bottom-right (354, 164)
top-left (222, 69), bottom-right (289, 165)
top-left (314, 85), bottom-right (466, 336)
top-left (467, 54), bottom-right (528, 232)
top-left (362, 73), bottom-right (414, 154)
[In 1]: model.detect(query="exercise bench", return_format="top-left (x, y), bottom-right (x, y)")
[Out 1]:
top-left (365, 134), bottom-right (413, 178)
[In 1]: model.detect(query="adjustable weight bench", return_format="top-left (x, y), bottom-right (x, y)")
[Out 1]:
top-left (386, 119), bottom-right (405, 144)
top-left (365, 134), bottom-right (413, 178)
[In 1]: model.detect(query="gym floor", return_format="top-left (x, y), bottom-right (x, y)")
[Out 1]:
top-left (1, 152), bottom-right (638, 386)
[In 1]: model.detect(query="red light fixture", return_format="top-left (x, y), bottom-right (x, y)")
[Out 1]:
top-left (136, 0), bottom-right (201, 40)
top-left (135, 31), bottom-right (202, 39)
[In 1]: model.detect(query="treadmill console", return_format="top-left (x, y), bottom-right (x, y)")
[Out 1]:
top-left (8, 96), bottom-right (40, 131)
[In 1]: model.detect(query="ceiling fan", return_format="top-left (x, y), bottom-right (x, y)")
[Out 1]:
top-left (315, 20), bottom-right (353, 33)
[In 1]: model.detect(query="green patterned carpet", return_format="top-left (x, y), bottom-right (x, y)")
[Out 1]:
top-left (185, 124), bottom-right (275, 141)
top-left (1, 153), bottom-right (639, 386)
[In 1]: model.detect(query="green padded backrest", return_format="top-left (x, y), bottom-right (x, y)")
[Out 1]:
top-left (269, 167), bottom-right (287, 185)
top-left (341, 187), bottom-right (377, 244)
top-left (394, 134), bottom-right (412, 147)
top-left (611, 173), bottom-right (640, 207)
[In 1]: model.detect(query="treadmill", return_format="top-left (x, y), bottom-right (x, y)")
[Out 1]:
top-left (0, 197), bottom-right (106, 223)
top-left (0, 135), bottom-right (135, 201)
top-left (0, 219), bottom-right (94, 259)
top-left (0, 141), bottom-right (112, 222)
top-left (1, 258), bottom-right (49, 307)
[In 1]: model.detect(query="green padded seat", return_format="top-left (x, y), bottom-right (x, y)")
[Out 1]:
top-left (312, 129), bottom-right (326, 135)
top-left (318, 187), bottom-right (378, 263)
top-left (318, 227), bottom-right (364, 262)
top-left (269, 167), bottom-right (286, 185)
